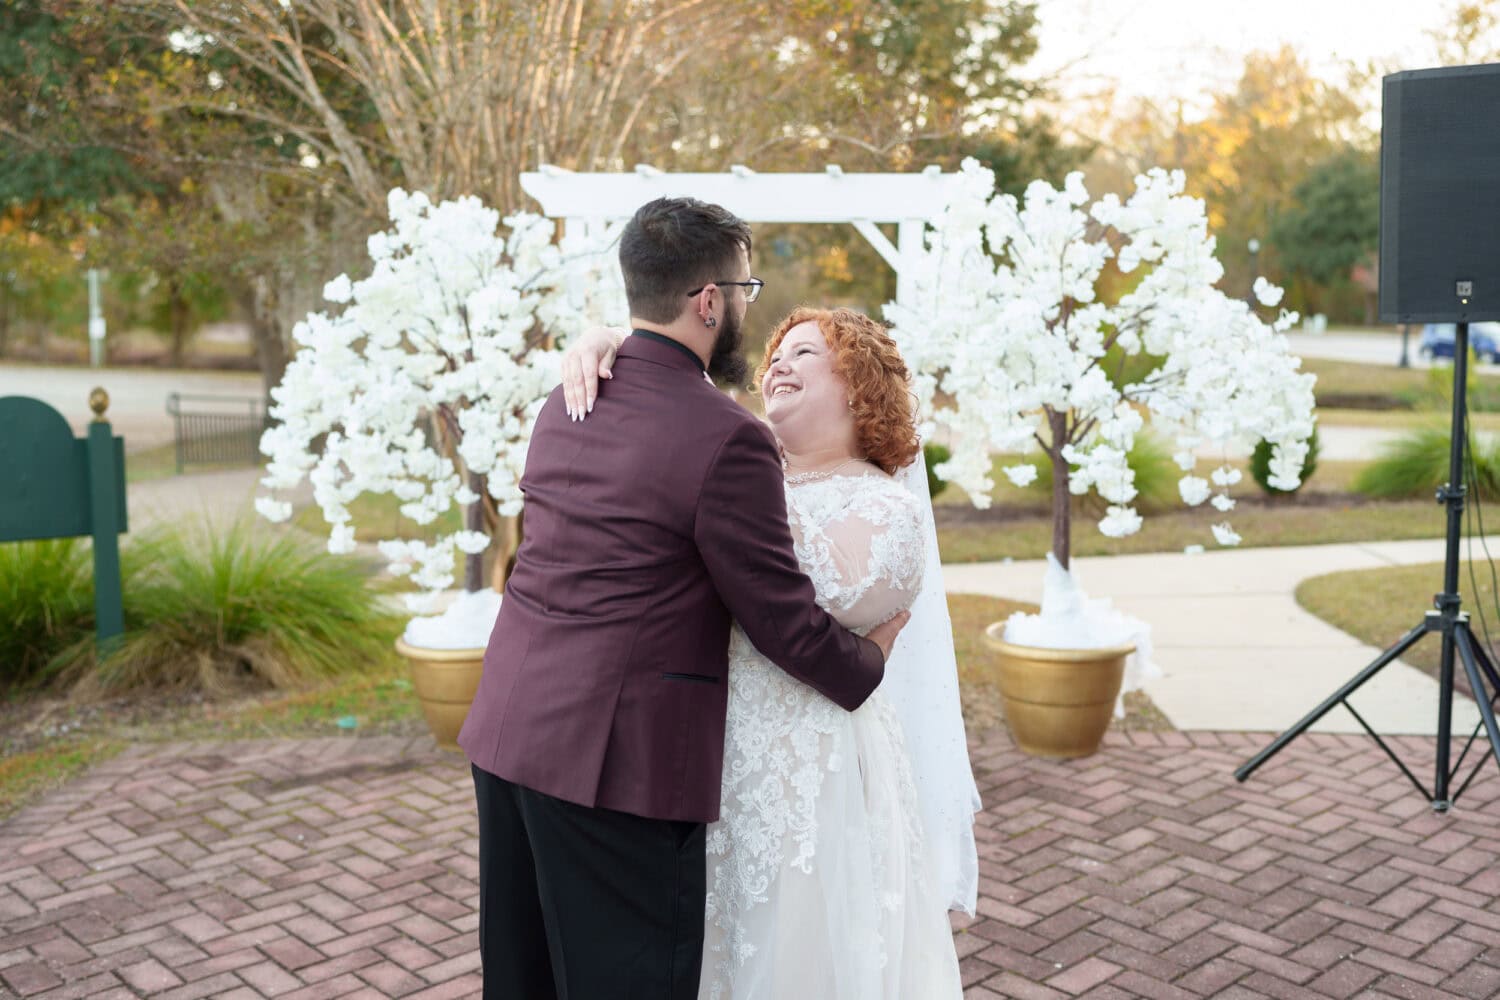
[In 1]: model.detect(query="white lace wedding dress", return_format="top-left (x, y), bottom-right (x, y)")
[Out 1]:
top-left (700, 470), bottom-right (964, 1000)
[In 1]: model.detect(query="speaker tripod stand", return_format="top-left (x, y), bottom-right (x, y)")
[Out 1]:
top-left (1235, 322), bottom-right (1500, 811)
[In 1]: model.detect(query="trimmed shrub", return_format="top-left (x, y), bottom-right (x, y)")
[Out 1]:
top-left (1250, 427), bottom-right (1321, 495)
top-left (924, 442), bottom-right (952, 499)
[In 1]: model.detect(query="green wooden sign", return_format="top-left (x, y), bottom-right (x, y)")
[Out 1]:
top-left (0, 391), bottom-right (128, 645)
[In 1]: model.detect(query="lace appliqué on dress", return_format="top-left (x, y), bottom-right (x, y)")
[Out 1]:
top-left (702, 475), bottom-right (928, 997)
top-left (786, 477), bottom-right (925, 627)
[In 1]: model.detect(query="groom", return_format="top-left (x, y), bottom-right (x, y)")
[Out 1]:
top-left (459, 196), bottom-right (908, 999)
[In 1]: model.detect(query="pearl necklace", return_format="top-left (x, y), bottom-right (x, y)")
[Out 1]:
top-left (783, 457), bottom-right (867, 485)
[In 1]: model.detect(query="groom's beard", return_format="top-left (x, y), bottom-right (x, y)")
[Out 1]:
top-left (707, 309), bottom-right (749, 386)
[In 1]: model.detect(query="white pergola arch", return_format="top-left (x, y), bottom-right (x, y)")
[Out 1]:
top-left (519, 163), bottom-right (962, 308)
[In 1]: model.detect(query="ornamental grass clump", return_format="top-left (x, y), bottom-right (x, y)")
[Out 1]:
top-left (46, 520), bottom-right (399, 698)
top-left (1354, 426), bottom-right (1500, 502)
top-left (0, 539), bottom-right (94, 690)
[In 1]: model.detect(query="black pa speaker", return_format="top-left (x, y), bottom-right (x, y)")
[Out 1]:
top-left (1379, 63), bottom-right (1500, 323)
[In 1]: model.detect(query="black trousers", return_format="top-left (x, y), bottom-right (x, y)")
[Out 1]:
top-left (472, 765), bottom-right (706, 1000)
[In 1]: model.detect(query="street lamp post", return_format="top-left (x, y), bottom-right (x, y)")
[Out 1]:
top-left (87, 267), bottom-right (106, 369)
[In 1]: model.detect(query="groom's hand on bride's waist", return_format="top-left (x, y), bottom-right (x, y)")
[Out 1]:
top-left (866, 610), bottom-right (911, 663)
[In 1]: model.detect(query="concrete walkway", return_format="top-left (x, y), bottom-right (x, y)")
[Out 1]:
top-left (944, 540), bottom-right (1486, 737)
top-left (128, 468), bottom-right (289, 532)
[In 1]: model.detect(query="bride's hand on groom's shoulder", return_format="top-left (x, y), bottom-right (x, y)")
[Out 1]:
top-left (563, 325), bottom-right (628, 421)
top-left (866, 610), bottom-right (912, 663)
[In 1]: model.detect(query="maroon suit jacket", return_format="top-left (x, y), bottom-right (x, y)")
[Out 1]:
top-left (459, 334), bottom-right (885, 823)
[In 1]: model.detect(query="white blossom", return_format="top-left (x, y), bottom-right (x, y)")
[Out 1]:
top-left (1099, 505), bottom-right (1143, 538)
top-left (1178, 476), bottom-right (1211, 506)
top-left (454, 531), bottom-right (492, 555)
top-left (1253, 276), bottom-right (1285, 307)
top-left (254, 188), bottom-right (625, 601)
top-left (1210, 493), bottom-right (1236, 512)
top-left (1211, 522), bottom-right (1242, 547)
top-left (323, 274), bottom-right (353, 304)
top-left (1266, 439), bottom-right (1310, 491)
top-left (1211, 466), bottom-right (1243, 488)
top-left (254, 496), bottom-right (292, 523)
top-left (327, 522), bottom-right (357, 555)
top-left (1003, 464), bottom-right (1038, 487)
top-left (885, 158), bottom-right (1316, 551)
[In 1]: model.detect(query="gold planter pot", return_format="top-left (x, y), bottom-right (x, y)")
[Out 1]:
top-left (982, 623), bottom-right (1134, 759)
top-left (395, 639), bottom-right (485, 752)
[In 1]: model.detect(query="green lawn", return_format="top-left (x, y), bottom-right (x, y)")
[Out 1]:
top-left (1304, 357), bottom-right (1500, 412)
top-left (938, 498), bottom-right (1443, 564)
top-left (292, 491), bottom-right (463, 542)
top-left (125, 442), bottom-right (264, 484)
top-left (935, 453), bottom-right (1371, 513)
top-left (1303, 358), bottom-right (1432, 404)
top-left (1296, 561), bottom-right (1500, 684)
top-left (1316, 407), bottom-right (1500, 432)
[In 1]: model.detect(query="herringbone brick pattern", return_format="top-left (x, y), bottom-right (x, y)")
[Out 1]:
top-left (1, 731), bottom-right (1496, 998)
top-left (960, 731), bottom-right (1500, 999)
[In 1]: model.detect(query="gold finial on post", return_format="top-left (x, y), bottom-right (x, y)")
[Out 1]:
top-left (89, 387), bottom-right (110, 422)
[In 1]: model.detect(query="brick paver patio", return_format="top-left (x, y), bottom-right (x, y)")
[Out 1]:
top-left (2, 731), bottom-right (1497, 999)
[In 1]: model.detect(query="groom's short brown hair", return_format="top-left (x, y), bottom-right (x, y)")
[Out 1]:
top-left (619, 197), bottom-right (753, 324)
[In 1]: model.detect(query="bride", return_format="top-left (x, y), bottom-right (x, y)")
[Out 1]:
top-left (565, 307), bottom-right (979, 999)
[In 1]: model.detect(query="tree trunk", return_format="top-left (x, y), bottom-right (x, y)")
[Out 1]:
top-left (506, 513), bottom-right (521, 586)
top-left (484, 509), bottom-right (523, 594)
top-left (464, 471), bottom-right (486, 594)
top-left (241, 276), bottom-right (288, 400)
top-left (168, 279), bottom-right (189, 369)
top-left (1049, 409), bottom-right (1071, 571)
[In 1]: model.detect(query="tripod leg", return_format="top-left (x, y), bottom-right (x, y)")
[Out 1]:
top-left (1453, 627), bottom-right (1500, 778)
top-left (1437, 628), bottom-right (1457, 803)
top-left (1468, 627), bottom-right (1500, 693)
top-left (1235, 621), bottom-right (1429, 783)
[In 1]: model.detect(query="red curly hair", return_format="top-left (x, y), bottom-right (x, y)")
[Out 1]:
top-left (756, 307), bottom-right (920, 475)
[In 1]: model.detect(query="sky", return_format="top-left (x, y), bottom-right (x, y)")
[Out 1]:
top-left (1024, 0), bottom-right (1453, 120)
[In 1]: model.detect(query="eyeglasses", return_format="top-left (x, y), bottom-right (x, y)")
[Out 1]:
top-left (686, 278), bottom-right (764, 304)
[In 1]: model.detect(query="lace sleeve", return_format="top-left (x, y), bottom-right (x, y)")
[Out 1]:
top-left (794, 480), bottom-right (926, 630)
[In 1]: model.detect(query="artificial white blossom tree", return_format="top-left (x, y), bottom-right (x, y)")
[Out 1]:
top-left (887, 158), bottom-right (1318, 573)
top-left (255, 189), bottom-right (624, 613)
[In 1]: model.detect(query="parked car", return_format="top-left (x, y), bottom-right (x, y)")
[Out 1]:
top-left (1419, 323), bottom-right (1500, 363)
